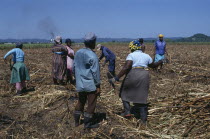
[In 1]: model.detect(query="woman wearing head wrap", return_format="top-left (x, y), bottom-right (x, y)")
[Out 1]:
top-left (51, 36), bottom-right (68, 85)
top-left (65, 38), bottom-right (74, 85)
top-left (3, 43), bottom-right (30, 95)
top-left (109, 40), bottom-right (162, 124)
top-left (138, 38), bottom-right (146, 52)
top-left (153, 34), bottom-right (167, 70)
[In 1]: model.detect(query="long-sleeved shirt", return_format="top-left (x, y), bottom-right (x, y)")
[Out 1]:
top-left (99, 46), bottom-right (116, 62)
top-left (74, 48), bottom-right (100, 92)
top-left (154, 40), bottom-right (166, 55)
top-left (4, 48), bottom-right (24, 62)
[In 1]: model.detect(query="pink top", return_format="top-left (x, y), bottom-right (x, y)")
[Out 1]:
top-left (65, 46), bottom-right (74, 71)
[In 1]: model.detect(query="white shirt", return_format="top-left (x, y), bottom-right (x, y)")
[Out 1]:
top-left (126, 50), bottom-right (153, 68)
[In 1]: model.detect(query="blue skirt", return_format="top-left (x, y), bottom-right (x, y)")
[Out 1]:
top-left (155, 54), bottom-right (165, 62)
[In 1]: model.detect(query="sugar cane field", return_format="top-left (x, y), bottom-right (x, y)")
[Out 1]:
top-left (0, 43), bottom-right (210, 138)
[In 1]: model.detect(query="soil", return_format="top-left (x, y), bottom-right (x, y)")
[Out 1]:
top-left (0, 44), bottom-right (209, 138)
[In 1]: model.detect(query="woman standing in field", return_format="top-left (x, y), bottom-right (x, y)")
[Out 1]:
top-left (109, 40), bottom-right (162, 124)
top-left (154, 34), bottom-right (167, 70)
top-left (3, 43), bottom-right (30, 95)
top-left (52, 36), bottom-right (68, 85)
top-left (65, 38), bottom-right (74, 85)
top-left (138, 38), bottom-right (145, 52)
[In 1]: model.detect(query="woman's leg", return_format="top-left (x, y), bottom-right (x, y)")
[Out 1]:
top-left (21, 81), bottom-right (26, 88)
top-left (66, 69), bottom-right (70, 83)
top-left (21, 80), bottom-right (27, 93)
top-left (15, 82), bottom-right (22, 95)
top-left (69, 69), bottom-right (75, 85)
top-left (53, 78), bottom-right (58, 85)
top-left (134, 103), bottom-right (148, 124)
top-left (16, 82), bottom-right (22, 90)
top-left (69, 75), bottom-right (74, 85)
top-left (122, 100), bottom-right (131, 117)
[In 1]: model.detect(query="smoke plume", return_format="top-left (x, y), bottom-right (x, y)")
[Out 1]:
top-left (38, 16), bottom-right (59, 38)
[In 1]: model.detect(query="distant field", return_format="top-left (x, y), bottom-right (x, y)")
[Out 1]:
top-left (0, 43), bottom-right (52, 49)
top-left (0, 42), bottom-right (210, 49)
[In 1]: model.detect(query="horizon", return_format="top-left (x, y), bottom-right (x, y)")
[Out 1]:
top-left (0, 0), bottom-right (210, 39)
top-left (0, 33), bottom-right (207, 40)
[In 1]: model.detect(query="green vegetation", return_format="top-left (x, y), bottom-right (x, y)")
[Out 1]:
top-left (178, 33), bottom-right (210, 42)
top-left (167, 42), bottom-right (210, 45)
top-left (0, 43), bottom-right (52, 49)
top-left (1, 33), bottom-right (210, 50)
top-left (1, 42), bottom-right (210, 50)
top-left (99, 41), bottom-right (210, 46)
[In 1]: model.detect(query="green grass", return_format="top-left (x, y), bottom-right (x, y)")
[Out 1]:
top-left (98, 41), bottom-right (210, 46)
top-left (0, 43), bottom-right (52, 49)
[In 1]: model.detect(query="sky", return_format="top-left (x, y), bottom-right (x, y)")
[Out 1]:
top-left (0, 0), bottom-right (210, 39)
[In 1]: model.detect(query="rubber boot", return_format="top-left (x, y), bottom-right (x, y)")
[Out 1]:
top-left (121, 101), bottom-right (131, 118)
top-left (74, 111), bottom-right (82, 127)
top-left (84, 112), bottom-right (99, 129)
top-left (139, 105), bottom-right (148, 125)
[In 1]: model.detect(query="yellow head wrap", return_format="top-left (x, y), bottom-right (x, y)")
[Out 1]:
top-left (159, 34), bottom-right (164, 37)
top-left (129, 40), bottom-right (141, 51)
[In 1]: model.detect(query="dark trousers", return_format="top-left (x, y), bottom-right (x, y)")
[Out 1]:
top-left (107, 60), bottom-right (116, 89)
top-left (75, 91), bottom-right (98, 114)
top-left (108, 59), bottom-right (115, 74)
top-left (107, 71), bottom-right (116, 89)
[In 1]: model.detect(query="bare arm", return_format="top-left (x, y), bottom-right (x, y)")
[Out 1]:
top-left (99, 52), bottom-right (104, 61)
top-left (148, 60), bottom-right (163, 68)
top-left (116, 60), bottom-right (133, 80)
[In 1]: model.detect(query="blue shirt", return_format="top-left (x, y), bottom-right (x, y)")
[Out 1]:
top-left (74, 48), bottom-right (100, 92)
top-left (126, 50), bottom-right (153, 68)
top-left (155, 40), bottom-right (166, 55)
top-left (99, 46), bottom-right (116, 62)
top-left (4, 48), bottom-right (24, 62)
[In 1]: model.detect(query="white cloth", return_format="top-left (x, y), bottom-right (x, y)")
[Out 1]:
top-left (126, 50), bottom-right (152, 68)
